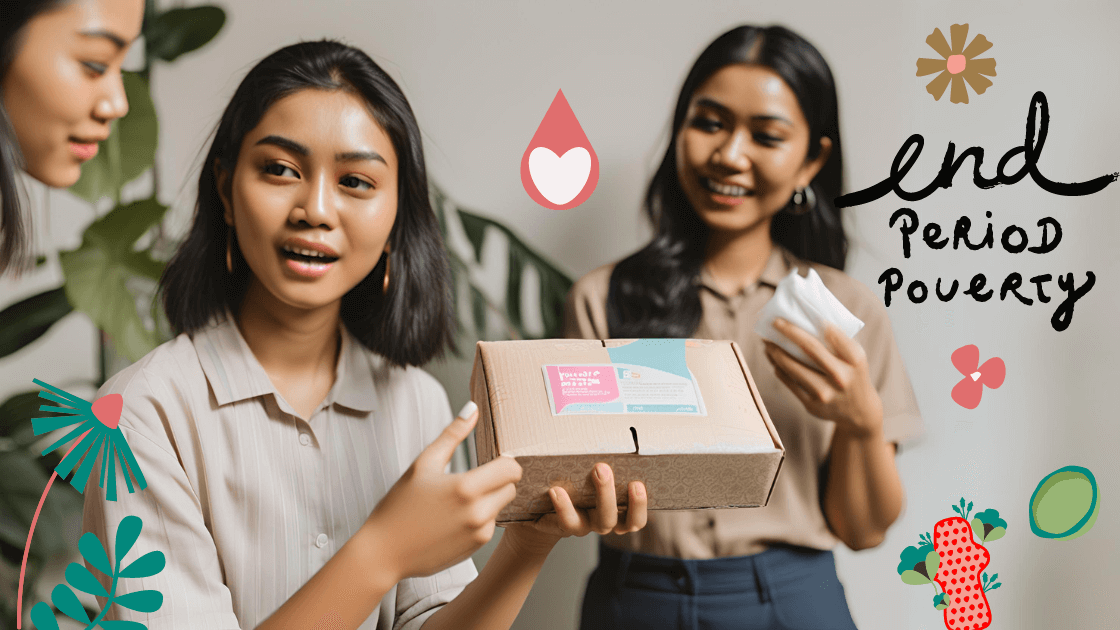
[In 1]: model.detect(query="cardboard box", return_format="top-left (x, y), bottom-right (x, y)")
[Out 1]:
top-left (470, 338), bottom-right (784, 523)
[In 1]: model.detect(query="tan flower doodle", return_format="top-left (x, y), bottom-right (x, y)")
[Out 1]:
top-left (917, 24), bottom-right (997, 104)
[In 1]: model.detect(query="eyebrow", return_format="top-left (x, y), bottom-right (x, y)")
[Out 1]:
top-left (255, 135), bottom-right (387, 165)
top-left (79, 29), bottom-right (130, 51)
top-left (695, 98), bottom-right (794, 126)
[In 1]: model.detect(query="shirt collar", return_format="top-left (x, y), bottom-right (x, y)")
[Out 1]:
top-left (695, 245), bottom-right (793, 297)
top-left (192, 314), bottom-right (378, 414)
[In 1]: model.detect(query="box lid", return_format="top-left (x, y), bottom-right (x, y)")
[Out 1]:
top-left (472, 339), bottom-right (781, 458)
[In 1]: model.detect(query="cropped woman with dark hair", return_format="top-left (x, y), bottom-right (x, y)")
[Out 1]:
top-left (1, 0), bottom-right (141, 275)
top-left (84, 40), bottom-right (647, 630)
top-left (567, 25), bottom-right (922, 629)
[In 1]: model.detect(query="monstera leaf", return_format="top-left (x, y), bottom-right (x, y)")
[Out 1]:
top-left (30, 515), bottom-right (165, 629)
top-left (68, 73), bottom-right (158, 205)
top-left (144, 6), bottom-right (226, 62)
top-left (59, 198), bottom-right (169, 362)
top-left (0, 288), bottom-right (73, 360)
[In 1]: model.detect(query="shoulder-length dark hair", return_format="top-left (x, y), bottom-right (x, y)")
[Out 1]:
top-left (160, 40), bottom-right (455, 367)
top-left (1, 0), bottom-right (68, 275)
top-left (607, 24), bottom-right (846, 338)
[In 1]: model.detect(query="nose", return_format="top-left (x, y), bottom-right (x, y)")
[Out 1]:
top-left (712, 128), bottom-right (752, 172)
top-left (93, 72), bottom-right (130, 123)
top-left (288, 172), bottom-right (340, 229)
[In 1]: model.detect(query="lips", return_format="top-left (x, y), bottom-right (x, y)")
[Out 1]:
top-left (279, 238), bottom-right (340, 278)
top-left (69, 140), bottom-right (100, 161)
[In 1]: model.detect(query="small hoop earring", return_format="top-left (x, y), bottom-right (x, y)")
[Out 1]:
top-left (787, 186), bottom-right (816, 216)
top-left (382, 249), bottom-right (391, 293)
top-left (226, 227), bottom-right (234, 274)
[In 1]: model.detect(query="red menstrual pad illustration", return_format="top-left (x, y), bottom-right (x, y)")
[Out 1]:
top-left (520, 89), bottom-right (599, 210)
top-left (951, 345), bottom-right (1005, 409)
top-left (934, 516), bottom-right (992, 630)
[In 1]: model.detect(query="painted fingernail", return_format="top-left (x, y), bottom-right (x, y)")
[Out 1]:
top-left (457, 401), bottom-right (478, 419)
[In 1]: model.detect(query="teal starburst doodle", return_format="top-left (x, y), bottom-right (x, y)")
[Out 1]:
top-left (18, 380), bottom-right (148, 628)
top-left (31, 379), bottom-right (146, 499)
top-left (30, 515), bottom-right (166, 630)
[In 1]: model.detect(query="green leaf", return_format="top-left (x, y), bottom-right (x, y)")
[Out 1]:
top-left (0, 390), bottom-right (42, 445)
top-left (68, 73), bottom-right (158, 204)
top-left (457, 210), bottom-right (489, 264)
top-left (900, 569), bottom-right (932, 585)
top-left (50, 583), bottom-right (90, 624)
top-left (988, 582), bottom-right (1001, 592)
top-left (506, 246), bottom-right (525, 336)
top-left (99, 621), bottom-right (148, 630)
top-left (114, 589), bottom-right (163, 613)
top-left (79, 531), bottom-right (112, 576)
top-left (469, 285), bottom-right (487, 338)
top-left (145, 6), bottom-right (226, 62)
top-left (119, 549), bottom-right (165, 579)
top-left (65, 561), bottom-right (108, 597)
top-left (0, 288), bottom-right (73, 359)
top-left (925, 550), bottom-right (941, 582)
top-left (30, 601), bottom-right (60, 630)
top-left (59, 198), bottom-right (169, 361)
top-left (115, 515), bottom-right (143, 561)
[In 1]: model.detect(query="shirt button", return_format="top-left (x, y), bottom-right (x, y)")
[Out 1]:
top-left (316, 533), bottom-right (328, 548)
top-left (299, 433), bottom-right (311, 446)
top-left (709, 518), bottom-right (716, 529)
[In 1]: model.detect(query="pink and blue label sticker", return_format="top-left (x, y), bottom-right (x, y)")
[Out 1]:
top-left (541, 339), bottom-right (707, 415)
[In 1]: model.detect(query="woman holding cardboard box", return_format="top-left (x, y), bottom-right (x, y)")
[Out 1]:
top-left (81, 40), bottom-right (646, 630)
top-left (566, 25), bottom-right (922, 629)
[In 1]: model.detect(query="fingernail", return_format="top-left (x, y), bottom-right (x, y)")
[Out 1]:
top-left (595, 463), bottom-right (611, 483)
top-left (457, 401), bottom-right (478, 419)
top-left (635, 483), bottom-right (645, 499)
top-left (774, 317), bottom-right (787, 327)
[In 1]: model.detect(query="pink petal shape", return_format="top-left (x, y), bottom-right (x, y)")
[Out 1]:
top-left (91, 394), bottom-right (123, 430)
top-left (952, 345), bottom-right (979, 375)
top-left (952, 377), bottom-right (984, 409)
top-left (977, 358), bottom-right (1006, 389)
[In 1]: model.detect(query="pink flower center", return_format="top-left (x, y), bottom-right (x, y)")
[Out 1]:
top-left (92, 394), bottom-right (123, 430)
top-left (947, 55), bottom-right (967, 74)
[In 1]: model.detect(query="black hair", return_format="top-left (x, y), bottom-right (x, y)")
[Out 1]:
top-left (0, 0), bottom-right (68, 275)
top-left (160, 40), bottom-right (455, 367)
top-left (606, 24), bottom-right (846, 338)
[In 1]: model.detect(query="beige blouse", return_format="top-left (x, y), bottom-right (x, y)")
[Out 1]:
top-left (81, 316), bottom-right (476, 629)
top-left (564, 246), bottom-right (923, 558)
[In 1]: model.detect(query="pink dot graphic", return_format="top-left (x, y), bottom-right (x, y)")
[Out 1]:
top-left (947, 54), bottom-right (967, 74)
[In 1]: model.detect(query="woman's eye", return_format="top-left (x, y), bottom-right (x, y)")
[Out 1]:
top-left (340, 175), bottom-right (373, 191)
top-left (263, 163), bottom-right (298, 178)
top-left (692, 117), bottom-right (722, 132)
top-left (754, 133), bottom-right (783, 146)
top-left (82, 62), bottom-right (108, 76)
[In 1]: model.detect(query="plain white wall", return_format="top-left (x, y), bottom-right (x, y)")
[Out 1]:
top-left (2, 1), bottom-right (1117, 628)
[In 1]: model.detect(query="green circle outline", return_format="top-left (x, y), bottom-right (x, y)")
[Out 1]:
top-left (1028, 465), bottom-right (1098, 539)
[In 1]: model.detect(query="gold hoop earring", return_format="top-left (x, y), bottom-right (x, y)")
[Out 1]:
top-left (226, 227), bottom-right (234, 274)
top-left (382, 250), bottom-right (391, 293)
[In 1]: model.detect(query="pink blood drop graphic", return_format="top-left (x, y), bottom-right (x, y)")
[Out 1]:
top-left (91, 393), bottom-right (123, 429)
top-left (520, 89), bottom-right (599, 210)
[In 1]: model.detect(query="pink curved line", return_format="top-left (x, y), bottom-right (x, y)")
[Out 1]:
top-left (17, 428), bottom-right (92, 629)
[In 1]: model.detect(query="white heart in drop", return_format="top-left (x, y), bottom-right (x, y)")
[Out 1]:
top-left (970, 371), bottom-right (982, 381)
top-left (528, 147), bottom-right (591, 205)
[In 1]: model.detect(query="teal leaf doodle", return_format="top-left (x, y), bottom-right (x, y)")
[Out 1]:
top-left (31, 515), bottom-right (165, 630)
top-left (972, 508), bottom-right (1008, 542)
top-left (30, 379), bottom-right (146, 498)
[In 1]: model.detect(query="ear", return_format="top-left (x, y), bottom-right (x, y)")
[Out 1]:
top-left (797, 136), bottom-right (833, 189)
top-left (214, 158), bottom-right (234, 226)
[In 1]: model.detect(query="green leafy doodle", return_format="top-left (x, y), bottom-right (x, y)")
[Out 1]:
top-left (951, 497), bottom-right (974, 521)
top-left (31, 515), bottom-right (165, 630)
top-left (933, 592), bottom-right (951, 610)
top-left (972, 508), bottom-right (1007, 543)
top-left (896, 532), bottom-right (940, 586)
top-left (981, 571), bottom-right (1002, 593)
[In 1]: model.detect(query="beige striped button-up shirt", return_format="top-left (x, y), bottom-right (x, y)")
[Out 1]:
top-left (81, 316), bottom-right (476, 629)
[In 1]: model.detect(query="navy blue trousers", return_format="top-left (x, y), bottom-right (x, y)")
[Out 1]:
top-left (580, 542), bottom-right (860, 630)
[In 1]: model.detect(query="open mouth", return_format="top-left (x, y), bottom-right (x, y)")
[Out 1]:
top-left (701, 177), bottom-right (754, 197)
top-left (281, 245), bottom-right (339, 265)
